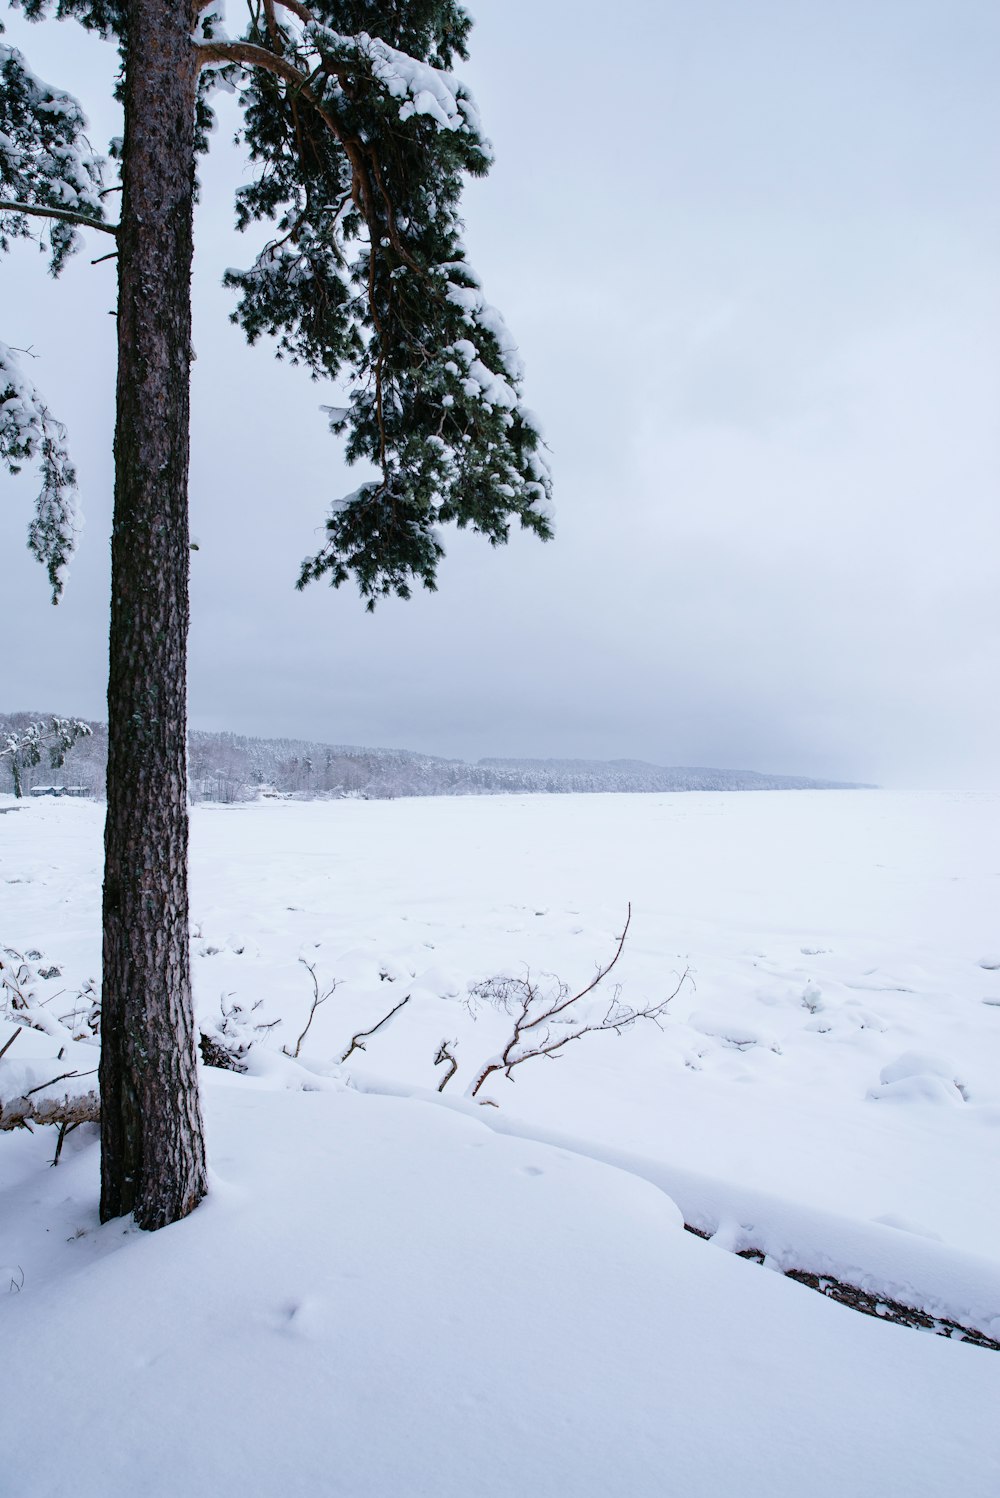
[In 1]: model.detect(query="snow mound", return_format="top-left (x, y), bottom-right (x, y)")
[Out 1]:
top-left (870, 1052), bottom-right (968, 1105)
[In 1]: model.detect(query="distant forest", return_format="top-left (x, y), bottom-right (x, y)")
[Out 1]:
top-left (0, 712), bottom-right (868, 802)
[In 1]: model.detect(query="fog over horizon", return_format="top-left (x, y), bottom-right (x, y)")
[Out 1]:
top-left (2, 0), bottom-right (997, 791)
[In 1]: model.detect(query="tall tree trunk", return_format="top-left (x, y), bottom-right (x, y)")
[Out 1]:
top-left (100, 0), bottom-right (207, 1230)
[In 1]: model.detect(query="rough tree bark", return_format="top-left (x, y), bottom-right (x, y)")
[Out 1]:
top-left (99, 0), bottom-right (207, 1229)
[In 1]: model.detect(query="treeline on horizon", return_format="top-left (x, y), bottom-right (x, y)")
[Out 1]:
top-left (0, 712), bottom-right (868, 802)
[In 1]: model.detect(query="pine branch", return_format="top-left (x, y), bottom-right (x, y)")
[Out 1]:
top-left (1, 200), bottom-right (118, 238)
top-left (196, 39), bottom-right (316, 90)
top-left (203, 12), bottom-right (552, 603)
top-left (195, 41), bottom-right (422, 273)
top-left (273, 0), bottom-right (314, 22)
top-left (196, 35), bottom-right (419, 480)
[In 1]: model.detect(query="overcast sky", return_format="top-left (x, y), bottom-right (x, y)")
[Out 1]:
top-left (2, 0), bottom-right (998, 786)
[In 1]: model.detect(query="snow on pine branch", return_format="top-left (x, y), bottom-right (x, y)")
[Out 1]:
top-left (0, 340), bottom-right (80, 600)
top-left (441, 266), bottom-right (524, 381)
top-left (219, 1), bottom-right (552, 600)
top-left (0, 41), bottom-right (108, 274)
top-left (306, 24), bottom-right (491, 152)
top-left (1, 715), bottom-right (92, 796)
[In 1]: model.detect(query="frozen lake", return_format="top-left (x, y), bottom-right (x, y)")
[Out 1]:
top-left (5, 786), bottom-right (999, 1255)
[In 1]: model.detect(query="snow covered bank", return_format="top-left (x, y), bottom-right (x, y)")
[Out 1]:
top-left (3, 1081), bottom-right (999, 1498)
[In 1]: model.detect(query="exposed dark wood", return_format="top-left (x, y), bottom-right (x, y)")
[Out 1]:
top-left (683, 1224), bottom-right (1000, 1350)
top-left (99, 0), bottom-right (207, 1231)
top-left (0, 1089), bottom-right (100, 1131)
top-left (339, 994), bottom-right (412, 1063)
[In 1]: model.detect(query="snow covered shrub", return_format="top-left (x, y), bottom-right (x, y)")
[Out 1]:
top-left (0, 945), bottom-right (98, 1044)
top-left (0, 946), bottom-right (101, 1138)
top-left (199, 995), bottom-right (281, 1073)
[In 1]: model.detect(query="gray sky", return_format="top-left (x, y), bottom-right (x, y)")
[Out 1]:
top-left (2, 0), bottom-right (998, 786)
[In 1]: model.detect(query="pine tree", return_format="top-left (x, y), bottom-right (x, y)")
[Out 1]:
top-left (1, 0), bottom-right (552, 1230)
top-left (1, 715), bottom-right (92, 796)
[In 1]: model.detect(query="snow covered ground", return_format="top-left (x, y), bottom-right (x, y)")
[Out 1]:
top-left (2, 789), bottom-right (999, 1495)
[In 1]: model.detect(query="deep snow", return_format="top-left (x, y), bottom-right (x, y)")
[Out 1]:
top-left (2, 789), bottom-right (999, 1495)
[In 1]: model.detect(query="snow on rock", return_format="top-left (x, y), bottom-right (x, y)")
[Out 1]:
top-left (869, 1052), bottom-right (968, 1106)
top-left (687, 1006), bottom-right (778, 1052)
top-left (870, 1074), bottom-right (966, 1106)
top-left (412, 964), bottom-right (463, 998)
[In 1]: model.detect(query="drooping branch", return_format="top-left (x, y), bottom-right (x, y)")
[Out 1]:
top-left (195, 39), bottom-right (404, 256)
top-left (0, 199), bottom-right (118, 237)
top-left (203, 8), bottom-right (553, 606)
top-left (1, 340), bottom-right (82, 601)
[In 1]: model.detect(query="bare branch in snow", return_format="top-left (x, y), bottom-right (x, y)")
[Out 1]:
top-left (442, 906), bottom-right (689, 1104)
top-left (284, 959), bottom-right (339, 1058)
top-left (433, 1038), bottom-right (459, 1092)
top-left (339, 993), bottom-right (411, 1063)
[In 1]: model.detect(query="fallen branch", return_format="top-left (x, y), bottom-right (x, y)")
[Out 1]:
top-left (0, 1088), bottom-right (99, 1131)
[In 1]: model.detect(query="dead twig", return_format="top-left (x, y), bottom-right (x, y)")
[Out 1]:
top-left (433, 1039), bottom-right (459, 1092)
top-left (339, 993), bottom-right (411, 1063)
top-left (21, 1068), bottom-right (95, 1099)
top-left (452, 905), bottom-right (688, 1103)
top-left (51, 1119), bottom-right (82, 1166)
top-left (284, 960), bottom-right (339, 1059)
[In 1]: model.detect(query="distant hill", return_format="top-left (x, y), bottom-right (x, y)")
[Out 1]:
top-left (475, 757), bottom-right (869, 794)
top-left (1, 712), bottom-right (872, 801)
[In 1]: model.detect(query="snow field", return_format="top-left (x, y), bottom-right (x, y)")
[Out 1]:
top-left (4, 1083), bottom-right (1000, 1498)
top-left (2, 788), bottom-right (999, 1494)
